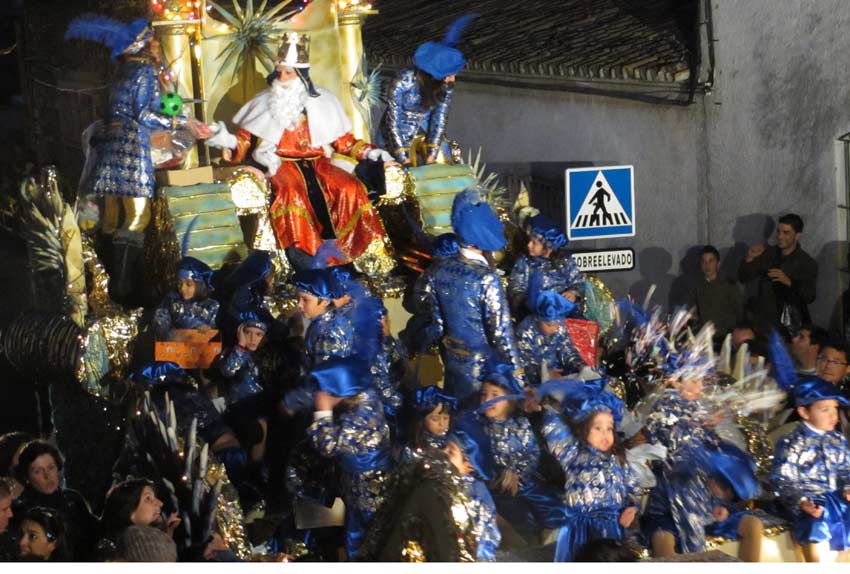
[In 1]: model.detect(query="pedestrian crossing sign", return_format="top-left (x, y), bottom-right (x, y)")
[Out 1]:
top-left (566, 165), bottom-right (635, 240)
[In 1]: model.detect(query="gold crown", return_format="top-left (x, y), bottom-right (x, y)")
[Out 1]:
top-left (277, 32), bottom-right (310, 69)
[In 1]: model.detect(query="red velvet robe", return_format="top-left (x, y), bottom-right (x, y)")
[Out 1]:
top-left (231, 115), bottom-right (386, 260)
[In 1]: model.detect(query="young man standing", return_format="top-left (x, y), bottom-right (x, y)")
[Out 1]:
top-left (688, 245), bottom-right (741, 340)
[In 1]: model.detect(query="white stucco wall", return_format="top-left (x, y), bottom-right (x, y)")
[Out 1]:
top-left (441, 0), bottom-right (850, 330)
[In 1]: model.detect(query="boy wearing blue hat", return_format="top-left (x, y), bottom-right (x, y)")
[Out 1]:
top-left (509, 214), bottom-right (585, 318)
top-left (378, 16), bottom-right (476, 166)
top-left (516, 290), bottom-right (587, 387)
top-left (153, 257), bottom-right (219, 339)
top-left (771, 377), bottom-right (850, 562)
top-left (293, 268), bottom-right (355, 367)
top-left (429, 189), bottom-right (523, 402)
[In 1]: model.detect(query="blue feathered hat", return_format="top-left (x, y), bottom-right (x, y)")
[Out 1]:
top-left (292, 268), bottom-right (335, 300)
top-left (528, 213), bottom-right (568, 250)
top-left (794, 376), bottom-right (850, 407)
top-left (538, 377), bottom-right (624, 426)
top-left (130, 361), bottom-right (184, 386)
top-left (533, 290), bottom-right (576, 322)
top-left (65, 15), bottom-right (152, 60)
top-left (448, 411), bottom-right (493, 480)
top-left (480, 362), bottom-right (523, 395)
top-left (433, 233), bottom-right (460, 258)
top-left (451, 188), bottom-right (506, 251)
top-left (309, 356), bottom-right (370, 398)
top-left (702, 442), bottom-right (760, 501)
top-left (177, 257), bottom-right (214, 289)
top-left (413, 14), bottom-right (477, 80)
top-left (327, 266), bottom-right (352, 300)
top-left (227, 251), bottom-right (273, 290)
top-left (413, 385), bottom-right (458, 414)
top-left (238, 310), bottom-right (268, 333)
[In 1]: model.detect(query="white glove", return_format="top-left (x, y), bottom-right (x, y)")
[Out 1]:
top-left (365, 148), bottom-right (395, 163)
top-left (253, 140), bottom-right (281, 177)
top-left (205, 121), bottom-right (237, 150)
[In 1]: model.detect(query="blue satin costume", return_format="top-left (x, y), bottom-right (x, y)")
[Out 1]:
top-left (508, 254), bottom-right (585, 313)
top-left (218, 345), bottom-right (263, 405)
top-left (377, 67), bottom-right (453, 164)
top-left (516, 315), bottom-right (586, 387)
top-left (307, 388), bottom-right (392, 558)
top-left (428, 252), bottom-right (523, 401)
top-left (771, 422), bottom-right (850, 551)
top-left (541, 409), bottom-right (641, 561)
top-left (152, 292), bottom-right (219, 339)
top-left (305, 303), bottom-right (355, 367)
top-left (460, 473), bottom-right (501, 561)
top-left (93, 58), bottom-right (180, 198)
top-left (640, 390), bottom-right (718, 553)
top-left (371, 334), bottom-right (405, 427)
top-left (481, 412), bottom-right (566, 544)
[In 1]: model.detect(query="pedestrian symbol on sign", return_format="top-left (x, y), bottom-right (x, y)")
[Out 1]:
top-left (566, 165), bottom-right (635, 240)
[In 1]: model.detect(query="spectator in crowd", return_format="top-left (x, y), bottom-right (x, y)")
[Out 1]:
top-left (13, 441), bottom-right (96, 559)
top-left (688, 245), bottom-right (741, 340)
top-left (0, 477), bottom-right (15, 561)
top-left (731, 322), bottom-right (758, 352)
top-left (17, 506), bottom-right (70, 561)
top-left (0, 431), bottom-right (31, 500)
top-left (738, 214), bottom-right (817, 334)
top-left (790, 324), bottom-right (830, 376)
top-left (117, 524), bottom-right (177, 562)
top-left (815, 338), bottom-right (850, 386)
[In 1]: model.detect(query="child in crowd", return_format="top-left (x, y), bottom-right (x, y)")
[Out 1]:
top-left (508, 214), bottom-right (584, 318)
top-left (294, 269), bottom-right (354, 367)
top-left (539, 379), bottom-right (641, 562)
top-left (477, 364), bottom-right (564, 545)
top-left (516, 290), bottom-right (587, 387)
top-left (217, 312), bottom-right (267, 406)
top-left (400, 386), bottom-right (456, 462)
top-left (153, 256), bottom-right (219, 339)
top-left (307, 357), bottom-right (393, 559)
top-left (771, 377), bottom-right (850, 562)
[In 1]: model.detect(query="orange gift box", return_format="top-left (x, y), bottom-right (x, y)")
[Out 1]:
top-left (154, 329), bottom-right (222, 369)
top-left (565, 319), bottom-right (599, 367)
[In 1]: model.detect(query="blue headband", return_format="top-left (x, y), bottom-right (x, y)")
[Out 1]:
top-left (528, 213), bottom-right (567, 250)
top-left (480, 363), bottom-right (523, 395)
top-left (177, 256), bottom-right (214, 289)
top-left (534, 290), bottom-right (576, 321)
top-left (293, 268), bottom-right (335, 300)
top-left (414, 386), bottom-right (457, 414)
top-left (794, 376), bottom-right (850, 407)
top-left (238, 310), bottom-right (268, 332)
top-left (309, 357), bottom-right (370, 397)
top-left (537, 377), bottom-right (624, 426)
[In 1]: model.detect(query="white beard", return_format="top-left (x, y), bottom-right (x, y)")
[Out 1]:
top-left (268, 78), bottom-right (308, 132)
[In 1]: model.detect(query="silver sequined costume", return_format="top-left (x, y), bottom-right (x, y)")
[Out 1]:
top-left (516, 315), bottom-right (586, 387)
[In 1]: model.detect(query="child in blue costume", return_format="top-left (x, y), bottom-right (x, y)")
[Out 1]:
top-left (294, 268), bottom-right (354, 367)
top-left (538, 378), bottom-right (641, 562)
top-left (153, 257), bottom-right (219, 339)
top-left (400, 386), bottom-right (456, 463)
top-left (476, 364), bottom-right (565, 545)
top-left (508, 213), bottom-right (584, 318)
top-left (516, 290), bottom-right (587, 387)
top-left (373, 304), bottom-right (406, 428)
top-left (701, 441), bottom-right (764, 562)
top-left (223, 251), bottom-right (281, 347)
top-left (446, 412), bottom-right (501, 561)
top-left (307, 357), bottom-right (393, 559)
top-left (218, 311), bottom-right (267, 406)
top-left (771, 377), bottom-right (850, 562)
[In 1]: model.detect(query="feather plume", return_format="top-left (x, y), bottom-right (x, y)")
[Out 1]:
top-left (443, 14), bottom-right (478, 47)
top-left (65, 14), bottom-right (124, 45)
top-left (767, 330), bottom-right (797, 392)
top-left (181, 216), bottom-right (200, 259)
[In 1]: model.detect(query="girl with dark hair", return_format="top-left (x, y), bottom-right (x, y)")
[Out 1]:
top-left (399, 386), bottom-right (455, 463)
top-left (152, 256), bottom-right (219, 339)
top-left (17, 506), bottom-right (70, 561)
top-left (13, 440), bottom-right (96, 560)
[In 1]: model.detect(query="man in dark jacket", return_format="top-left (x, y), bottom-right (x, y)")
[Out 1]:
top-left (738, 213), bottom-right (817, 334)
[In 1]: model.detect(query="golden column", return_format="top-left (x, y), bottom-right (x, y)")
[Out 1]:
top-left (335, 0), bottom-right (377, 142)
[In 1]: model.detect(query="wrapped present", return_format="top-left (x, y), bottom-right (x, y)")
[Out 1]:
top-left (566, 318), bottom-right (599, 367)
top-left (155, 329), bottom-right (222, 369)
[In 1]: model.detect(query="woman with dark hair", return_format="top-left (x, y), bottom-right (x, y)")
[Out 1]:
top-left (17, 506), bottom-right (70, 561)
top-left (0, 432), bottom-right (33, 477)
top-left (13, 440), bottom-right (96, 560)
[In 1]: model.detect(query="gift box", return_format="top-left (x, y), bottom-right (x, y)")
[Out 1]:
top-left (154, 329), bottom-right (222, 369)
top-left (565, 318), bottom-right (599, 367)
top-left (156, 165), bottom-right (215, 186)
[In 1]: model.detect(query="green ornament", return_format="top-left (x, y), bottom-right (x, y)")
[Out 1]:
top-left (159, 92), bottom-right (184, 117)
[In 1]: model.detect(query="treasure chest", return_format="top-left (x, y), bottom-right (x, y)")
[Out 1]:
top-left (154, 329), bottom-right (222, 369)
top-left (566, 318), bottom-right (599, 366)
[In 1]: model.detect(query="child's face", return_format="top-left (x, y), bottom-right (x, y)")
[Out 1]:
top-left (537, 318), bottom-right (561, 336)
top-left (444, 440), bottom-right (473, 475)
top-left (297, 291), bottom-right (330, 319)
top-left (241, 326), bottom-right (266, 351)
top-left (480, 382), bottom-right (512, 421)
top-left (527, 237), bottom-right (551, 258)
top-left (798, 399), bottom-right (840, 432)
top-left (585, 412), bottom-right (615, 452)
top-left (178, 278), bottom-right (196, 301)
top-left (424, 404), bottom-right (450, 436)
top-left (677, 377), bottom-right (704, 401)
